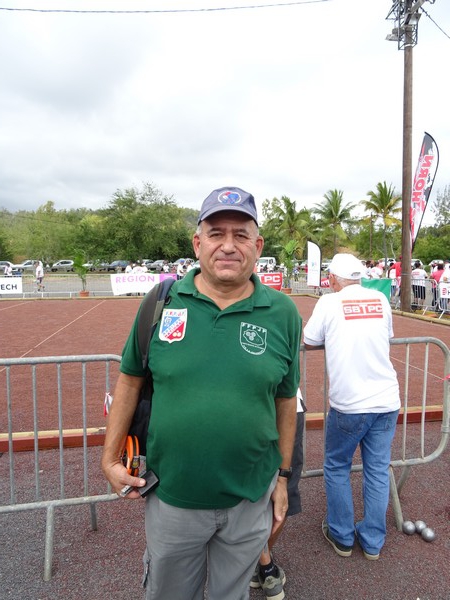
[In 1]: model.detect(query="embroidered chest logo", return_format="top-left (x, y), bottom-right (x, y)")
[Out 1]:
top-left (341, 299), bottom-right (383, 320)
top-left (159, 309), bottom-right (187, 343)
top-left (240, 322), bottom-right (267, 355)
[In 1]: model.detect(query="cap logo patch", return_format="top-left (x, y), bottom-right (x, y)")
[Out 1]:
top-left (240, 322), bottom-right (267, 355)
top-left (218, 190), bottom-right (242, 205)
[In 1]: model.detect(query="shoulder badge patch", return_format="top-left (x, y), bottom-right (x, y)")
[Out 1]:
top-left (159, 308), bottom-right (187, 343)
top-left (240, 322), bottom-right (267, 355)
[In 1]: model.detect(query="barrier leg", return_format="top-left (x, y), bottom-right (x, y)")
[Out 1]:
top-left (90, 502), bottom-right (98, 531)
top-left (43, 505), bottom-right (55, 581)
top-left (389, 466), bottom-right (404, 531)
top-left (396, 465), bottom-right (411, 496)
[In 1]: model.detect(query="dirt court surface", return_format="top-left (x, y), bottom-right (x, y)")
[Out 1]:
top-left (2, 293), bottom-right (449, 355)
top-left (1, 295), bottom-right (450, 427)
top-left (1, 295), bottom-right (450, 599)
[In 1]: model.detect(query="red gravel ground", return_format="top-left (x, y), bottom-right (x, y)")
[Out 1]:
top-left (1, 295), bottom-right (449, 599)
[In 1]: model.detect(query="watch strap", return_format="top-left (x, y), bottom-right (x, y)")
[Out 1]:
top-left (278, 467), bottom-right (293, 479)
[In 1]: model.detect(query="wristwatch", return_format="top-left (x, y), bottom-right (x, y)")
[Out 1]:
top-left (278, 467), bottom-right (293, 479)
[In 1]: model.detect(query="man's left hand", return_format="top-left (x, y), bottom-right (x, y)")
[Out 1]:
top-left (270, 478), bottom-right (288, 535)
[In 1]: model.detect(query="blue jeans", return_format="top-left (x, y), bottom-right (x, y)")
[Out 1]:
top-left (324, 407), bottom-right (399, 554)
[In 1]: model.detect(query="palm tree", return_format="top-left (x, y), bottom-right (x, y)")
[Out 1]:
top-left (363, 182), bottom-right (401, 268)
top-left (313, 190), bottom-right (355, 255)
top-left (261, 196), bottom-right (317, 258)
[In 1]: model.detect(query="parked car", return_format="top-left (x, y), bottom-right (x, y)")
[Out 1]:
top-left (172, 258), bottom-right (191, 266)
top-left (12, 259), bottom-right (39, 273)
top-left (50, 259), bottom-right (74, 272)
top-left (107, 260), bottom-right (129, 272)
top-left (257, 257), bottom-right (277, 272)
top-left (0, 260), bottom-right (20, 275)
top-left (82, 260), bottom-right (110, 272)
top-left (95, 261), bottom-right (110, 272)
top-left (148, 259), bottom-right (166, 272)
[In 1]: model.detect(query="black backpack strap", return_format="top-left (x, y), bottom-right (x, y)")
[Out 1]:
top-left (137, 278), bottom-right (175, 371)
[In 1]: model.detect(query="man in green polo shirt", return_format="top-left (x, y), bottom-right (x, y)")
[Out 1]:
top-left (102, 186), bottom-right (301, 600)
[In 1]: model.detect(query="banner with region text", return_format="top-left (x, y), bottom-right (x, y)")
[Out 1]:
top-left (110, 272), bottom-right (176, 296)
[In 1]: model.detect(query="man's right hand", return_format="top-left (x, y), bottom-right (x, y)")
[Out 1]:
top-left (101, 372), bottom-right (145, 498)
top-left (102, 459), bottom-right (147, 499)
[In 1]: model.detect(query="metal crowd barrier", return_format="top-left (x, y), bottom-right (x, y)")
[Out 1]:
top-left (293, 277), bottom-right (437, 311)
top-left (435, 281), bottom-right (450, 318)
top-left (1, 340), bottom-right (449, 580)
top-left (390, 277), bottom-right (435, 312)
top-left (300, 336), bottom-right (450, 531)
top-left (0, 354), bottom-right (121, 581)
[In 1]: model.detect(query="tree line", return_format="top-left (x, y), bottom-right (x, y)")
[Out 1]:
top-left (1, 181), bottom-right (449, 269)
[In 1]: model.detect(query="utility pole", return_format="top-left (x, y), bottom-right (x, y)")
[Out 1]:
top-left (386, 0), bottom-right (428, 312)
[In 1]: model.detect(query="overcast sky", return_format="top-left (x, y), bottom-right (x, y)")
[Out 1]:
top-left (1, 0), bottom-right (449, 226)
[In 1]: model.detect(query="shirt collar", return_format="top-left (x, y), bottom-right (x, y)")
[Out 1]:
top-left (177, 268), bottom-right (272, 308)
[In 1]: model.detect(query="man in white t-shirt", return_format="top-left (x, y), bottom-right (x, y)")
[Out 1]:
top-left (34, 260), bottom-right (45, 292)
top-left (303, 253), bottom-right (400, 562)
top-left (176, 260), bottom-right (185, 280)
top-left (411, 260), bottom-right (427, 308)
top-left (369, 260), bottom-right (383, 279)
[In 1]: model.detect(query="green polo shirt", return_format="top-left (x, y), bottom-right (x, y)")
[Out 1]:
top-left (120, 269), bottom-right (301, 509)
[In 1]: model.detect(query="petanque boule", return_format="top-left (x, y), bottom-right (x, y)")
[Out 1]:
top-left (414, 520), bottom-right (427, 533)
top-left (421, 527), bottom-right (436, 542)
top-left (402, 520), bottom-right (416, 535)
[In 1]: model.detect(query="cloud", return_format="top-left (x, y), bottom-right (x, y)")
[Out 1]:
top-left (0, 0), bottom-right (448, 227)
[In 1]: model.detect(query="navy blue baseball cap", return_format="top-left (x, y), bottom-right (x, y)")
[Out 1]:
top-left (197, 187), bottom-right (258, 225)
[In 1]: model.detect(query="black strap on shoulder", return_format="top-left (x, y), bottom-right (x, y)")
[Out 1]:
top-left (137, 278), bottom-right (175, 371)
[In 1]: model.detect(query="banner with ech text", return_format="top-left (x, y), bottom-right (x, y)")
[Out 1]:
top-left (0, 277), bottom-right (23, 294)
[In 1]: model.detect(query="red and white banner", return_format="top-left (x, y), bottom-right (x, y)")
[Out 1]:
top-left (256, 271), bottom-right (283, 290)
top-left (410, 132), bottom-right (439, 251)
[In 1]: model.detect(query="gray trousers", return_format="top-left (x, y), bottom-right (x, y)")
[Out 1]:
top-left (143, 475), bottom-right (277, 600)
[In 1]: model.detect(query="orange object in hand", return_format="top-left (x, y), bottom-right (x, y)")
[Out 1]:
top-left (121, 435), bottom-right (140, 476)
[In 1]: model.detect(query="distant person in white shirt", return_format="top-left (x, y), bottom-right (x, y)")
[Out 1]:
top-left (34, 260), bottom-right (45, 292)
top-left (176, 260), bottom-right (185, 280)
top-left (370, 260), bottom-right (383, 279)
top-left (411, 260), bottom-right (427, 308)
